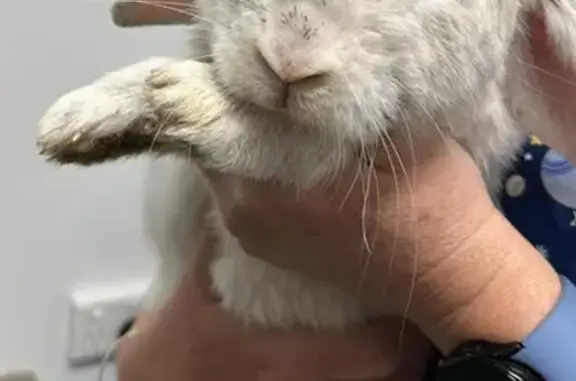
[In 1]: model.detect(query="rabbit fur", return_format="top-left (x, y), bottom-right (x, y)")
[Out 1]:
top-left (39, 0), bottom-right (576, 331)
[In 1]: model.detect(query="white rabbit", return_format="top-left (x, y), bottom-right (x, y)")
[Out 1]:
top-left (39, 0), bottom-right (576, 331)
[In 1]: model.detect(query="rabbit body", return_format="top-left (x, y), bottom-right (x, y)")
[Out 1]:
top-left (38, 0), bottom-right (576, 330)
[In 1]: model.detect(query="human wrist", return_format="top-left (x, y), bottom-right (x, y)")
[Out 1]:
top-left (412, 210), bottom-right (561, 354)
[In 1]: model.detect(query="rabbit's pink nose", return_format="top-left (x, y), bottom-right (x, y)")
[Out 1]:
top-left (258, 45), bottom-right (327, 86)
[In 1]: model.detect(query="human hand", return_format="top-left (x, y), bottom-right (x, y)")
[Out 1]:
top-left (208, 133), bottom-right (561, 353)
top-left (116, 233), bottom-right (432, 381)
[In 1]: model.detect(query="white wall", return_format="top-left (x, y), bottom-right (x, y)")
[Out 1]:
top-left (0, 1), bottom-right (187, 380)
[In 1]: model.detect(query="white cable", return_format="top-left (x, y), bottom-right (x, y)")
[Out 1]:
top-left (96, 328), bottom-right (141, 381)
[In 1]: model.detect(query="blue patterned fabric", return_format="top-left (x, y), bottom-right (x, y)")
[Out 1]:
top-left (500, 135), bottom-right (576, 284)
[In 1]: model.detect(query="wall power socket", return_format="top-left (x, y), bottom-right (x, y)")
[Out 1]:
top-left (67, 278), bottom-right (151, 367)
top-left (0, 370), bottom-right (38, 381)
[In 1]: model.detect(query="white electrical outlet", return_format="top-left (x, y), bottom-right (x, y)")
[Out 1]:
top-left (0, 370), bottom-right (37, 381)
top-left (67, 278), bottom-right (151, 366)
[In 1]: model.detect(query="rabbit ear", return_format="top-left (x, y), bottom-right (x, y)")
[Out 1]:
top-left (516, 0), bottom-right (576, 160)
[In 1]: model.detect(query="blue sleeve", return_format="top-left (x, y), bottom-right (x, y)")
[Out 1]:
top-left (512, 276), bottom-right (576, 381)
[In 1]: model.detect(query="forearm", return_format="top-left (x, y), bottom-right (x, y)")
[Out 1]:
top-left (398, 191), bottom-right (576, 380)
top-left (412, 209), bottom-right (561, 354)
top-left (427, 198), bottom-right (576, 381)
top-left (367, 138), bottom-right (563, 353)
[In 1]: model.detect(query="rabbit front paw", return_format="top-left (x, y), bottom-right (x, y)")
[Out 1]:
top-left (37, 58), bottom-right (228, 165)
top-left (37, 57), bottom-right (180, 164)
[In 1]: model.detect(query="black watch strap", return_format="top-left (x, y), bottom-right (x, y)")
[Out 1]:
top-left (424, 341), bottom-right (546, 381)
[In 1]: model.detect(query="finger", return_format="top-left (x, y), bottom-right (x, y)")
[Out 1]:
top-left (111, 0), bottom-right (194, 27)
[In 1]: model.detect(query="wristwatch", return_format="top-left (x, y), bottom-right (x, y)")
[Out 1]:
top-left (425, 341), bottom-right (545, 381)
top-left (423, 275), bottom-right (576, 381)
